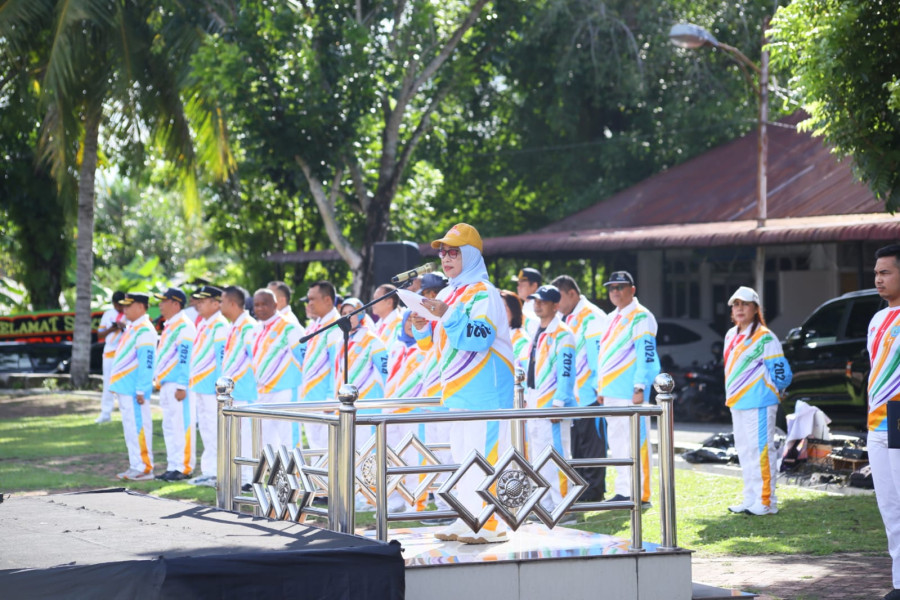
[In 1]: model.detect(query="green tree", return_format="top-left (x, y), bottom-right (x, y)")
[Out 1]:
top-left (194, 0), bottom-right (517, 298)
top-left (0, 0), bottom-right (233, 385)
top-left (0, 53), bottom-right (73, 309)
top-left (769, 0), bottom-right (900, 211)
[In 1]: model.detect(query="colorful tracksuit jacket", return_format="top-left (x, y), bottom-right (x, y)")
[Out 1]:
top-left (374, 308), bottom-right (404, 354)
top-left (563, 296), bottom-right (606, 406)
top-left (334, 327), bottom-right (388, 401)
top-left (524, 315), bottom-right (576, 408)
top-left (598, 298), bottom-right (660, 400)
top-left (100, 308), bottom-right (126, 360)
top-left (222, 311), bottom-right (258, 403)
top-left (510, 327), bottom-right (530, 371)
top-left (252, 313), bottom-right (303, 395)
top-left (385, 343), bottom-right (426, 401)
top-left (867, 306), bottom-right (900, 431)
top-left (109, 314), bottom-right (158, 399)
top-left (189, 312), bottom-right (228, 395)
top-left (723, 324), bottom-right (792, 410)
top-left (413, 281), bottom-right (514, 410)
top-left (154, 310), bottom-right (195, 390)
top-left (300, 307), bottom-right (343, 402)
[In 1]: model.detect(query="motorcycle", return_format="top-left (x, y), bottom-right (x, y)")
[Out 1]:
top-left (672, 341), bottom-right (731, 423)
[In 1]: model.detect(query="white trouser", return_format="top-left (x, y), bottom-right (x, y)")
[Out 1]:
top-left (605, 396), bottom-right (652, 502)
top-left (525, 406), bottom-right (572, 511)
top-left (448, 412), bottom-right (510, 534)
top-left (159, 383), bottom-right (196, 475)
top-left (426, 418), bottom-right (453, 510)
top-left (868, 431), bottom-right (900, 588)
top-left (116, 394), bottom-right (153, 473)
top-left (234, 400), bottom-right (254, 484)
top-left (100, 355), bottom-right (117, 417)
top-left (193, 392), bottom-right (217, 478)
top-left (731, 405), bottom-right (778, 509)
top-left (258, 389), bottom-right (293, 454)
top-left (304, 419), bottom-right (329, 453)
top-left (386, 421), bottom-right (419, 510)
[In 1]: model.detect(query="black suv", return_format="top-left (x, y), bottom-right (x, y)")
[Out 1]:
top-left (781, 289), bottom-right (885, 429)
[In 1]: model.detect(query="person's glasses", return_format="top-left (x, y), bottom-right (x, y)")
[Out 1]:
top-left (607, 284), bottom-right (630, 292)
top-left (437, 247), bottom-right (461, 259)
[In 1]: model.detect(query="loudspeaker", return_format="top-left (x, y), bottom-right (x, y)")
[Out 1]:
top-left (373, 242), bottom-right (422, 286)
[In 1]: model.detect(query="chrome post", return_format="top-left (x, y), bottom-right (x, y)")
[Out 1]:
top-left (512, 367), bottom-right (526, 454)
top-left (375, 423), bottom-right (389, 541)
top-left (230, 406), bottom-right (241, 507)
top-left (654, 373), bottom-right (678, 550)
top-left (215, 377), bottom-right (235, 510)
top-left (328, 412), bottom-right (338, 527)
top-left (335, 384), bottom-right (358, 535)
top-left (629, 411), bottom-right (644, 553)
top-left (251, 415), bottom-right (262, 517)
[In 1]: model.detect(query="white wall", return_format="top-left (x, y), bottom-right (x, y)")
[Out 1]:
top-left (637, 250), bottom-right (664, 315)
top-left (769, 269), bottom-right (835, 338)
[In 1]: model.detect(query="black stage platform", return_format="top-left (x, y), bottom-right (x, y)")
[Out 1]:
top-left (0, 489), bottom-right (403, 600)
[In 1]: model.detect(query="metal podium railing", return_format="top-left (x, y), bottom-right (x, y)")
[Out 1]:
top-left (216, 371), bottom-right (679, 551)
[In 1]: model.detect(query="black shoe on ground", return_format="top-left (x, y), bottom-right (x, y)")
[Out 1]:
top-left (608, 494), bottom-right (629, 503)
top-left (241, 483), bottom-right (253, 493)
top-left (156, 471), bottom-right (176, 481)
top-left (641, 500), bottom-right (652, 509)
top-left (168, 471), bottom-right (189, 481)
top-left (312, 496), bottom-right (329, 507)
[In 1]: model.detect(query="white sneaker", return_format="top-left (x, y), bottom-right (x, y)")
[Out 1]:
top-left (118, 468), bottom-right (152, 481)
top-left (728, 502), bottom-right (750, 513)
top-left (434, 519), bottom-right (471, 542)
top-left (745, 502), bottom-right (778, 516)
top-left (95, 414), bottom-right (111, 424)
top-left (457, 527), bottom-right (509, 545)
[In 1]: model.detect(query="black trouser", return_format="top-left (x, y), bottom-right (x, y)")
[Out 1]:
top-left (570, 402), bottom-right (607, 501)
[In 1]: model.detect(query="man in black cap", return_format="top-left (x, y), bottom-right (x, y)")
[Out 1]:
top-left (188, 285), bottom-right (229, 487)
top-left (597, 271), bottom-right (660, 507)
top-left (513, 267), bottom-right (542, 335)
top-left (109, 293), bottom-right (158, 480)
top-left (96, 290), bottom-right (127, 423)
top-left (153, 287), bottom-right (196, 481)
top-left (419, 272), bottom-right (448, 300)
top-left (524, 285), bottom-right (577, 518)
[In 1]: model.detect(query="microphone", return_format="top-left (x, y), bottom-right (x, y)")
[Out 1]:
top-left (391, 263), bottom-right (435, 284)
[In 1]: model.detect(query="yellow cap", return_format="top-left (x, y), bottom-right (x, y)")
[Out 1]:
top-left (430, 223), bottom-right (483, 253)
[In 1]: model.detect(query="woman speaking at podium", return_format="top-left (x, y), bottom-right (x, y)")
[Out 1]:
top-left (410, 223), bottom-right (514, 544)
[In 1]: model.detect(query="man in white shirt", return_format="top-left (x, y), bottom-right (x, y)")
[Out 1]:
top-left (96, 290), bottom-right (127, 423)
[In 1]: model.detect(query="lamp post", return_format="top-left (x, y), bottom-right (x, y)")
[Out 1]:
top-left (669, 23), bottom-right (768, 300)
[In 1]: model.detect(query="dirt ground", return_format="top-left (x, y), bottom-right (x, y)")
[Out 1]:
top-left (0, 389), bottom-right (100, 419)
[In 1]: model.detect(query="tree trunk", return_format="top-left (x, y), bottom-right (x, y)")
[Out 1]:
top-left (70, 109), bottom-right (101, 388)
top-left (356, 195), bottom-right (393, 300)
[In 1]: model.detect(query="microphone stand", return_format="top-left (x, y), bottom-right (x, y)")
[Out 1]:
top-left (299, 279), bottom-right (416, 386)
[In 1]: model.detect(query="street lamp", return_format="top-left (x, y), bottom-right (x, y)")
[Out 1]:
top-left (669, 23), bottom-right (769, 301)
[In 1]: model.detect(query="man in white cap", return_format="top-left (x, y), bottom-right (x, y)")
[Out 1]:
top-left (597, 271), bottom-right (660, 508)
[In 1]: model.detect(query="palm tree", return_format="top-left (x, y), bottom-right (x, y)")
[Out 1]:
top-left (0, 0), bottom-right (233, 386)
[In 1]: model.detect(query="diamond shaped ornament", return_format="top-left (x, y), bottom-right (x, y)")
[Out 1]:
top-left (530, 445), bottom-right (588, 527)
top-left (477, 447), bottom-right (549, 530)
top-left (436, 449), bottom-right (496, 532)
top-left (266, 446), bottom-right (301, 520)
top-left (354, 433), bottom-right (413, 506)
top-left (251, 444), bottom-right (279, 516)
top-left (393, 431), bottom-right (442, 506)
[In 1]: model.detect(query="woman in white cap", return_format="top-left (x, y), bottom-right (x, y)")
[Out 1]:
top-left (723, 286), bottom-right (792, 516)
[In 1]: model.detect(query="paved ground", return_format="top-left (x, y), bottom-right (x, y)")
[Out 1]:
top-left (692, 553), bottom-right (894, 600)
top-left (659, 421), bottom-right (891, 599)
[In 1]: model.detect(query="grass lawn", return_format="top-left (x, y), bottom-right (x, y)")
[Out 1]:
top-left (0, 390), bottom-right (887, 558)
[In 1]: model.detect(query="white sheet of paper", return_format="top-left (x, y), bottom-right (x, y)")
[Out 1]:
top-left (396, 288), bottom-right (437, 321)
